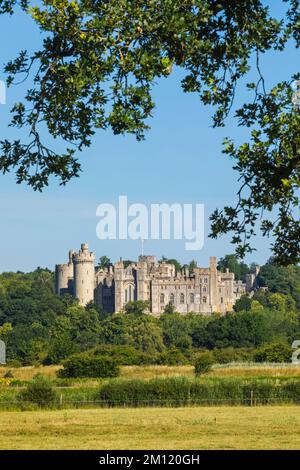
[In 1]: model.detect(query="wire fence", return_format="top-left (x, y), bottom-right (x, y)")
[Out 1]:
top-left (0, 395), bottom-right (300, 410)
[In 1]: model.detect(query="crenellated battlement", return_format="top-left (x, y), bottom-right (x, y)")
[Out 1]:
top-left (55, 244), bottom-right (250, 313)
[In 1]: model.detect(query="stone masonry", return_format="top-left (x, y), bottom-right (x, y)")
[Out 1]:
top-left (55, 243), bottom-right (251, 314)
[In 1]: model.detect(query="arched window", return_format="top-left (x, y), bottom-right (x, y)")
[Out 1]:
top-left (125, 285), bottom-right (134, 303)
top-left (160, 293), bottom-right (165, 304)
top-left (203, 287), bottom-right (207, 293)
top-left (180, 293), bottom-right (185, 304)
top-left (204, 278), bottom-right (208, 283)
top-left (203, 296), bottom-right (207, 303)
top-left (170, 293), bottom-right (175, 304)
top-left (190, 293), bottom-right (195, 303)
top-left (221, 297), bottom-right (223, 304)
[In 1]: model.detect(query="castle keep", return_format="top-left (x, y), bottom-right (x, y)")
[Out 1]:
top-left (55, 243), bottom-right (249, 314)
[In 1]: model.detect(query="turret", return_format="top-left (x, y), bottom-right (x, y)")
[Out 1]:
top-left (73, 243), bottom-right (95, 306)
top-left (55, 249), bottom-right (75, 296)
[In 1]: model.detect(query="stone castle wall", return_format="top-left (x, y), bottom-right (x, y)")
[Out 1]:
top-left (55, 244), bottom-right (249, 313)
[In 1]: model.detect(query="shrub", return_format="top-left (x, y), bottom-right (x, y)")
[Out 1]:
top-left (3, 370), bottom-right (14, 378)
top-left (98, 377), bottom-right (190, 406)
top-left (253, 342), bottom-right (292, 363)
top-left (58, 353), bottom-right (120, 378)
top-left (212, 347), bottom-right (254, 364)
top-left (92, 345), bottom-right (156, 365)
top-left (194, 351), bottom-right (215, 376)
top-left (6, 359), bottom-right (21, 368)
top-left (97, 377), bottom-right (300, 407)
top-left (157, 348), bottom-right (188, 365)
top-left (18, 375), bottom-right (58, 408)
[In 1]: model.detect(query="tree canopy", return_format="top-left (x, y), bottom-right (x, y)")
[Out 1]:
top-left (1, 263), bottom-right (300, 364)
top-left (1, 1), bottom-right (300, 262)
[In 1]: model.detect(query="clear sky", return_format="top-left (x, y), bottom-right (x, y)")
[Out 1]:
top-left (0, 3), bottom-right (298, 272)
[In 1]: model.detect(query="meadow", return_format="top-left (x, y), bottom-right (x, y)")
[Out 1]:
top-left (2, 363), bottom-right (300, 382)
top-left (0, 406), bottom-right (299, 450)
top-left (0, 364), bottom-right (300, 449)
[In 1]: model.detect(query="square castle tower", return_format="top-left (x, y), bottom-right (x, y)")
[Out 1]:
top-left (55, 243), bottom-right (248, 314)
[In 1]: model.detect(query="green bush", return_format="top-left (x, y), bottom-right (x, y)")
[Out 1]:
top-left (58, 353), bottom-right (120, 378)
top-left (97, 377), bottom-right (300, 407)
top-left (18, 375), bottom-right (58, 408)
top-left (212, 347), bottom-right (254, 364)
top-left (194, 351), bottom-right (215, 376)
top-left (157, 348), bottom-right (188, 365)
top-left (98, 377), bottom-right (190, 406)
top-left (254, 342), bottom-right (292, 363)
top-left (92, 344), bottom-right (156, 365)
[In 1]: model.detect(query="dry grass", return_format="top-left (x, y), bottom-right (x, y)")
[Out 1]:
top-left (121, 365), bottom-right (194, 379)
top-left (2, 363), bottom-right (300, 382)
top-left (0, 406), bottom-right (299, 449)
top-left (0, 365), bottom-right (61, 381)
top-left (209, 363), bottom-right (300, 378)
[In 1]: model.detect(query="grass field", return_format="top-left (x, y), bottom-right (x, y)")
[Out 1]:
top-left (2, 363), bottom-right (300, 383)
top-left (0, 406), bottom-right (299, 449)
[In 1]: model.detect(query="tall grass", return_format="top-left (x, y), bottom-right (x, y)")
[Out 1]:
top-left (97, 377), bottom-right (300, 407)
top-left (1, 376), bottom-right (300, 410)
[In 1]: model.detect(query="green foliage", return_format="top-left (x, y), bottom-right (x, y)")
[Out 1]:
top-left (217, 255), bottom-right (249, 281)
top-left (159, 257), bottom-right (182, 272)
top-left (254, 342), bottom-right (292, 363)
top-left (210, 79), bottom-right (300, 263)
top-left (212, 347), bottom-right (254, 364)
top-left (58, 353), bottom-right (120, 378)
top-left (160, 313), bottom-right (192, 350)
top-left (157, 348), bottom-right (188, 366)
top-left (18, 375), bottom-right (58, 408)
top-left (189, 260), bottom-right (197, 270)
top-left (123, 300), bottom-right (150, 315)
top-left (1, 262), bottom-right (300, 367)
top-left (0, 3), bottom-right (300, 260)
top-left (1, 1), bottom-right (283, 192)
top-left (257, 260), bottom-right (300, 308)
top-left (97, 377), bottom-right (300, 407)
top-left (194, 351), bottom-right (215, 376)
top-left (92, 344), bottom-right (156, 366)
top-left (97, 256), bottom-right (111, 270)
top-left (164, 302), bottom-right (175, 314)
top-left (234, 295), bottom-right (252, 312)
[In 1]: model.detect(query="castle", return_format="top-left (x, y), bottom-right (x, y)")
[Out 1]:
top-left (55, 243), bottom-right (255, 315)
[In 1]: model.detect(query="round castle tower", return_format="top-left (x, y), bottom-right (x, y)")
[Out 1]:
top-left (73, 243), bottom-right (95, 306)
top-left (55, 250), bottom-right (75, 296)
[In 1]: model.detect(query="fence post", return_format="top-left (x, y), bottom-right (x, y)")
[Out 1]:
top-left (250, 390), bottom-right (254, 407)
top-left (60, 392), bottom-right (63, 409)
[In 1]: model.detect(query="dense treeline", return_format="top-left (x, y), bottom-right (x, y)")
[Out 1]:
top-left (0, 257), bottom-right (300, 365)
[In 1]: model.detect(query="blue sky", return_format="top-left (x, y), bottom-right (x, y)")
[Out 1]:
top-left (0, 3), bottom-right (298, 272)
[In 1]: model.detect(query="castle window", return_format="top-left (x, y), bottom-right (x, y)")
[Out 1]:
top-left (180, 293), bottom-right (185, 304)
top-left (190, 293), bottom-right (195, 303)
top-left (221, 297), bottom-right (224, 304)
top-left (160, 293), bottom-right (165, 304)
top-left (203, 287), bottom-right (207, 293)
top-left (204, 278), bottom-right (208, 283)
top-left (203, 296), bottom-right (207, 303)
top-left (170, 293), bottom-right (175, 304)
